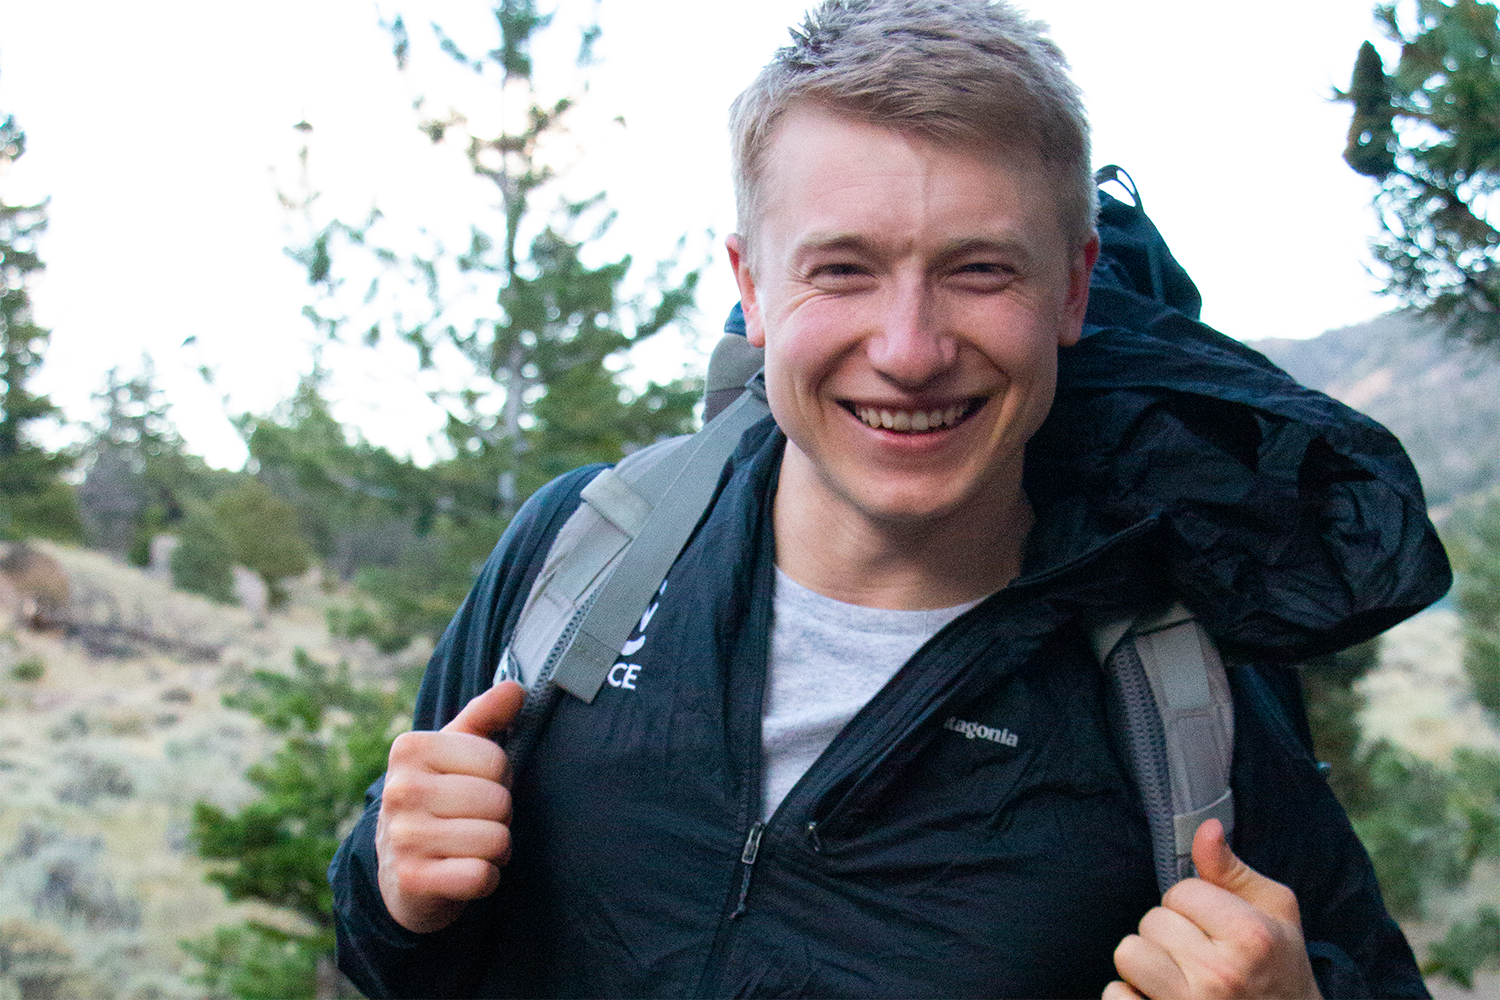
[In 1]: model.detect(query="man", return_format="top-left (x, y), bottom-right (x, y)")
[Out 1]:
top-left (331, 1), bottom-right (1447, 996)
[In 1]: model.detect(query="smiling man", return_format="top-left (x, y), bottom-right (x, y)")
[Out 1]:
top-left (330, 2), bottom-right (1447, 997)
top-left (729, 104), bottom-right (1095, 611)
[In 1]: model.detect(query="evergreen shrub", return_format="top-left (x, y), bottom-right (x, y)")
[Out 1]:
top-left (170, 510), bottom-right (236, 604)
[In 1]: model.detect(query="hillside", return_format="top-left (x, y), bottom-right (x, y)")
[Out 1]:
top-left (0, 542), bottom-right (425, 999)
top-left (1250, 315), bottom-right (1500, 513)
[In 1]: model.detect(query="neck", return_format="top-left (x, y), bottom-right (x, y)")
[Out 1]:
top-left (772, 454), bottom-right (1032, 611)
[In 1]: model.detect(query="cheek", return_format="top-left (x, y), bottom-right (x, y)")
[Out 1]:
top-left (1008, 344), bottom-right (1061, 433)
top-left (761, 338), bottom-right (819, 431)
top-left (763, 307), bottom-right (853, 391)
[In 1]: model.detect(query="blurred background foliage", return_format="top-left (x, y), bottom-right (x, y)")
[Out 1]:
top-left (184, 650), bottom-right (422, 999)
top-left (1339, 0), bottom-right (1500, 350)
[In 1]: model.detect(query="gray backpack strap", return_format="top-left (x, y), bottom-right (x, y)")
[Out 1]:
top-left (496, 434), bottom-right (686, 690)
top-left (547, 385), bottom-right (770, 702)
top-left (704, 333), bottom-right (765, 422)
top-left (1092, 603), bottom-right (1235, 896)
top-left (498, 381), bottom-right (771, 701)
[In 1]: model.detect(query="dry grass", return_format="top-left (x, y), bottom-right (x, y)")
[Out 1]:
top-left (0, 541), bottom-right (427, 998)
top-left (1363, 609), bottom-right (1500, 762)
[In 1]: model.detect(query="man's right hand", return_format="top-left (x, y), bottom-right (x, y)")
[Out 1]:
top-left (376, 681), bottom-right (526, 934)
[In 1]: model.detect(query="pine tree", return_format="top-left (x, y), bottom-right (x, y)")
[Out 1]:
top-left (242, 372), bottom-right (492, 648)
top-left (1340, 1), bottom-right (1500, 349)
top-left (241, 372), bottom-right (466, 576)
top-left (0, 111), bottom-right (79, 540)
top-left (1367, 496), bottom-right (1500, 987)
top-left (1414, 748), bottom-right (1500, 987)
top-left (1302, 639), bottom-right (1384, 812)
top-left (212, 479), bottom-right (312, 610)
top-left (185, 650), bottom-right (419, 999)
top-left (77, 362), bottom-right (233, 560)
top-left (292, 2), bottom-right (701, 523)
top-left (170, 503), bottom-right (237, 605)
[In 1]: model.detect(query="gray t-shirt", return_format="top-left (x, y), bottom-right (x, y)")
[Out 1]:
top-left (761, 569), bottom-right (979, 819)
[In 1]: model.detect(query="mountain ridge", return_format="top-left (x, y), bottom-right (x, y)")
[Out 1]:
top-left (1249, 313), bottom-right (1500, 513)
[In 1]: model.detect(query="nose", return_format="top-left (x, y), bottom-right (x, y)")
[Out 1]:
top-left (865, 278), bottom-right (957, 387)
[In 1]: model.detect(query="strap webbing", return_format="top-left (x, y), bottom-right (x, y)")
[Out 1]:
top-left (549, 386), bottom-right (770, 702)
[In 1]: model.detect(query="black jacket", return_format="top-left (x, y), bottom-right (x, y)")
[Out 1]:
top-left (330, 194), bottom-right (1449, 998)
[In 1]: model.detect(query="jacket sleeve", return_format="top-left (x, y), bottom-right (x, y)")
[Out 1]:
top-left (328, 466), bottom-right (602, 999)
top-left (1229, 665), bottom-right (1431, 1000)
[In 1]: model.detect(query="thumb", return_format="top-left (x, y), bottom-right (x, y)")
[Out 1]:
top-left (1191, 818), bottom-right (1300, 924)
top-left (442, 680), bottom-right (526, 739)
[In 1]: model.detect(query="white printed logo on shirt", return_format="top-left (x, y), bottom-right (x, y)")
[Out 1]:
top-left (942, 715), bottom-right (1020, 748)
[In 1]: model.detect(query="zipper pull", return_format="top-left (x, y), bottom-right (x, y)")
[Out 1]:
top-left (730, 822), bottom-right (765, 919)
top-left (805, 821), bottom-right (823, 853)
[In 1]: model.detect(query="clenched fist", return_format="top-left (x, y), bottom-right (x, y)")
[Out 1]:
top-left (376, 681), bottom-right (526, 934)
top-left (1104, 819), bottom-right (1322, 1000)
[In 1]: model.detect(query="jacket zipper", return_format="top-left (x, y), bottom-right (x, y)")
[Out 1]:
top-left (692, 600), bottom-right (1030, 992)
top-left (693, 512), bottom-right (777, 997)
top-left (730, 822), bottom-right (765, 919)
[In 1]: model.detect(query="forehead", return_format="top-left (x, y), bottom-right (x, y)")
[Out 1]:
top-left (752, 105), bottom-right (1068, 255)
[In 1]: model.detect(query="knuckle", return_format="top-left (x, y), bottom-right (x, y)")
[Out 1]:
top-left (1196, 964), bottom-right (1243, 999)
top-left (1161, 883), bottom-right (1186, 910)
top-left (1268, 881), bottom-right (1299, 916)
top-left (388, 819), bottom-right (427, 854)
top-left (447, 858), bottom-right (502, 901)
top-left (380, 771), bottom-right (424, 811)
top-left (1137, 905), bottom-right (1169, 937)
top-left (387, 731), bottom-right (428, 765)
top-left (446, 733), bottom-right (505, 780)
top-left (379, 816), bottom-right (428, 861)
top-left (394, 859), bottom-right (458, 904)
top-left (1238, 919), bottom-right (1279, 962)
top-left (389, 862), bottom-right (427, 900)
top-left (479, 744), bottom-right (508, 783)
top-left (1113, 933), bottom-right (1141, 968)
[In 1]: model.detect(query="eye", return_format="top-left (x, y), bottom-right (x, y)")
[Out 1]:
top-left (950, 261), bottom-right (1018, 291)
top-left (957, 261), bottom-right (1015, 276)
top-left (809, 261), bottom-right (876, 290)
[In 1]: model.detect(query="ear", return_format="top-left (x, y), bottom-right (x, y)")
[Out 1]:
top-left (726, 234), bottom-right (766, 348)
top-left (1059, 233), bottom-right (1100, 348)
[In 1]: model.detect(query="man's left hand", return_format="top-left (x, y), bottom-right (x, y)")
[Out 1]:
top-left (1103, 819), bottom-right (1322, 1000)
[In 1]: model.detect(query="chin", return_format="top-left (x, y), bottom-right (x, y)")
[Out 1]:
top-left (846, 485), bottom-right (982, 530)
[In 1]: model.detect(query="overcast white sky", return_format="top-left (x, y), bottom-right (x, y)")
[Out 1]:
top-left (0, 0), bottom-right (1401, 469)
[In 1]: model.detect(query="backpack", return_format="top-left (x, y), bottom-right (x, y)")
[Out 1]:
top-left (494, 167), bottom-right (1236, 897)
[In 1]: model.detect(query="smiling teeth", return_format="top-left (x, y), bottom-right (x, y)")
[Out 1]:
top-left (854, 403), bottom-right (969, 432)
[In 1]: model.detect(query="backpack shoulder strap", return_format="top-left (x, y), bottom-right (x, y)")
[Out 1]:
top-left (495, 434), bottom-right (678, 690)
top-left (497, 381), bottom-right (771, 701)
top-left (1092, 603), bottom-right (1236, 896)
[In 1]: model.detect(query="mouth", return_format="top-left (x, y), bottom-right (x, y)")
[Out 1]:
top-left (845, 397), bottom-right (986, 434)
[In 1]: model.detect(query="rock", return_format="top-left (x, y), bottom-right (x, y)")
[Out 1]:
top-left (0, 543), bottom-right (71, 632)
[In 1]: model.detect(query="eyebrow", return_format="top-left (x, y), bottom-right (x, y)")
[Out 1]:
top-left (790, 232), bottom-right (1038, 271)
top-left (790, 233), bottom-right (877, 266)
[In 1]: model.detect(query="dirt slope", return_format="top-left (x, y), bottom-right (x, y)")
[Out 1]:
top-left (0, 541), bottom-right (424, 999)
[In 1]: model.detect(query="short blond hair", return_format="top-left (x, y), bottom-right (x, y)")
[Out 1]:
top-left (730, 0), bottom-right (1095, 251)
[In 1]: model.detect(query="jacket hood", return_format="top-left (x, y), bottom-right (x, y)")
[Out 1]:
top-left (1025, 188), bottom-right (1451, 662)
